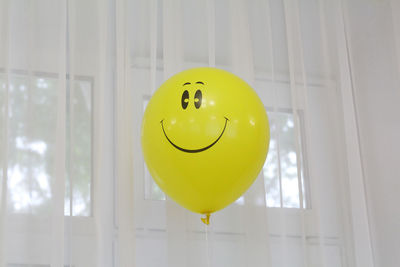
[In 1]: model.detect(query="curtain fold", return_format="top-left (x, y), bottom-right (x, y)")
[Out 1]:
top-left (1, 0), bottom-right (398, 266)
top-left (0, 0), bottom-right (9, 264)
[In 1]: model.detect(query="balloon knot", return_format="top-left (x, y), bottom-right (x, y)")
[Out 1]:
top-left (201, 213), bottom-right (211, 225)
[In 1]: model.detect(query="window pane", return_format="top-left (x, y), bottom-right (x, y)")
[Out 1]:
top-left (264, 147), bottom-right (281, 207)
top-left (144, 162), bottom-right (166, 201)
top-left (263, 110), bottom-right (308, 209)
top-left (263, 114), bottom-right (281, 207)
top-left (0, 75), bottom-right (6, 200)
top-left (7, 75), bottom-right (57, 214)
top-left (278, 112), bottom-right (300, 208)
top-left (66, 79), bottom-right (92, 216)
top-left (2, 73), bottom-right (92, 216)
top-left (143, 98), bottom-right (166, 201)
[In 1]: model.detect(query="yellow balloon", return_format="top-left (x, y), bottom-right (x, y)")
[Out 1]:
top-left (141, 67), bottom-right (270, 217)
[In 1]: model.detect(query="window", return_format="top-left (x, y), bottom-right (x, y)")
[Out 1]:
top-left (142, 96), bottom-right (309, 209)
top-left (0, 72), bottom-right (93, 216)
top-left (263, 110), bottom-right (310, 209)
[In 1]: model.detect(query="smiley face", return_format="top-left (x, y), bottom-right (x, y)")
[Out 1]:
top-left (160, 82), bottom-right (230, 153)
top-left (142, 67), bottom-right (270, 214)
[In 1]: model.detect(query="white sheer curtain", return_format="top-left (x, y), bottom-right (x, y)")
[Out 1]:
top-left (0, 0), bottom-right (399, 267)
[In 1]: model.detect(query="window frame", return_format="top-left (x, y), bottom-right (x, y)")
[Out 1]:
top-left (132, 66), bottom-right (322, 237)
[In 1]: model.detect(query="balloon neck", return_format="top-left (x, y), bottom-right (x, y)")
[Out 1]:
top-left (201, 213), bottom-right (211, 225)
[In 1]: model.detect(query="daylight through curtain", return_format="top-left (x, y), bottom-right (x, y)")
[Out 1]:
top-left (1, 0), bottom-right (396, 266)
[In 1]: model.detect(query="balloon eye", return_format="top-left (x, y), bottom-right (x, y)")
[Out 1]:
top-left (194, 90), bottom-right (202, 109)
top-left (181, 90), bottom-right (189, 109)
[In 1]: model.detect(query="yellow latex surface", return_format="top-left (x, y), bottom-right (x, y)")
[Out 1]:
top-left (141, 67), bottom-right (270, 214)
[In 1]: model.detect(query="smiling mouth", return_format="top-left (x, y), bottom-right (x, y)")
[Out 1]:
top-left (160, 117), bottom-right (229, 153)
